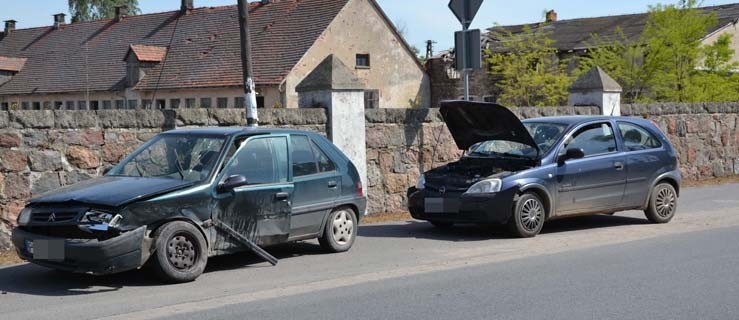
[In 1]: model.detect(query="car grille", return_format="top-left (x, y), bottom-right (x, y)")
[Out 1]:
top-left (31, 208), bottom-right (85, 224)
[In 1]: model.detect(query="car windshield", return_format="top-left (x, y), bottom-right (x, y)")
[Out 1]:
top-left (108, 135), bottom-right (226, 182)
top-left (467, 122), bottom-right (567, 158)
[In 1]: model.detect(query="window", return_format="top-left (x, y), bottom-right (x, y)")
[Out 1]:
top-left (356, 54), bottom-right (370, 68)
top-left (185, 98), bottom-right (196, 108)
top-left (32, 102), bottom-right (41, 110)
top-left (217, 97), bottom-right (228, 109)
top-left (115, 100), bottom-right (125, 109)
top-left (618, 122), bottom-right (662, 151)
top-left (43, 101), bottom-right (52, 110)
top-left (222, 137), bottom-right (288, 185)
top-left (291, 135), bottom-right (318, 177)
top-left (200, 97), bottom-right (212, 108)
top-left (90, 101), bottom-right (100, 111)
top-left (66, 101), bottom-right (76, 110)
top-left (234, 97), bottom-right (244, 108)
top-left (312, 140), bottom-right (336, 173)
top-left (170, 99), bottom-right (181, 109)
top-left (141, 99), bottom-right (152, 109)
top-left (563, 123), bottom-right (617, 157)
top-left (102, 100), bottom-right (112, 110)
top-left (156, 99), bottom-right (166, 109)
top-left (257, 96), bottom-right (265, 109)
top-left (21, 102), bottom-right (30, 110)
top-left (127, 100), bottom-right (138, 109)
top-left (0, 102), bottom-right (8, 111)
top-left (364, 90), bottom-right (379, 109)
top-left (53, 101), bottom-right (63, 110)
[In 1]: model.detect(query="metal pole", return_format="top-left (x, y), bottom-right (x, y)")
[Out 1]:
top-left (238, 0), bottom-right (258, 127)
top-left (462, 1), bottom-right (469, 101)
top-left (464, 70), bottom-right (470, 101)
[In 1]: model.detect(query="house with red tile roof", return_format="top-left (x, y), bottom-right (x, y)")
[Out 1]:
top-left (0, 0), bottom-right (429, 111)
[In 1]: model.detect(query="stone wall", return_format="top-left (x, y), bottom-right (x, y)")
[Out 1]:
top-left (0, 108), bottom-right (326, 250)
top-left (1, 102), bottom-right (738, 250)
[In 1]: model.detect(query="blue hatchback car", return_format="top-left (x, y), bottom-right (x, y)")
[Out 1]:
top-left (408, 101), bottom-right (681, 238)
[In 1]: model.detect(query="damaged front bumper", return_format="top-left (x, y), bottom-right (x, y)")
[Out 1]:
top-left (11, 226), bottom-right (150, 275)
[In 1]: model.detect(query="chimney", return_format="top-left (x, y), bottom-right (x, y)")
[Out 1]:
top-left (4, 20), bottom-right (16, 34)
top-left (53, 13), bottom-right (66, 29)
top-left (546, 10), bottom-right (558, 23)
top-left (115, 5), bottom-right (129, 22)
top-left (181, 0), bottom-right (194, 14)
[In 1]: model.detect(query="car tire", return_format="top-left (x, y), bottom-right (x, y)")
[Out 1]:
top-left (150, 221), bottom-right (208, 283)
top-left (508, 192), bottom-right (545, 238)
top-left (429, 220), bottom-right (454, 228)
top-left (645, 183), bottom-right (678, 224)
top-left (319, 207), bottom-right (357, 253)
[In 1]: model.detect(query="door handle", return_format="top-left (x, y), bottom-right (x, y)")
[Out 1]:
top-left (328, 181), bottom-right (338, 188)
top-left (614, 162), bottom-right (624, 171)
top-left (275, 192), bottom-right (289, 201)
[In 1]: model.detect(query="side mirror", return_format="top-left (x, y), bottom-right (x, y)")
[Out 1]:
top-left (218, 175), bottom-right (248, 192)
top-left (558, 148), bottom-right (585, 164)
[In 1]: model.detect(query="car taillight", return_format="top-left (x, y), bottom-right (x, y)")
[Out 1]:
top-left (357, 181), bottom-right (363, 197)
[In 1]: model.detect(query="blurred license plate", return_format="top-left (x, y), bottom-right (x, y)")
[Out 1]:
top-left (425, 198), bottom-right (460, 214)
top-left (27, 239), bottom-right (65, 261)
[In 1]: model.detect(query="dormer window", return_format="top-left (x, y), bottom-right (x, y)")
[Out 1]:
top-left (0, 56), bottom-right (27, 86)
top-left (123, 45), bottom-right (167, 88)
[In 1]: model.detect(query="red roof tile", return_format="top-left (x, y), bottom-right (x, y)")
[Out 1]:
top-left (0, 0), bottom-right (349, 95)
top-left (0, 56), bottom-right (27, 72)
top-left (127, 45), bottom-right (168, 62)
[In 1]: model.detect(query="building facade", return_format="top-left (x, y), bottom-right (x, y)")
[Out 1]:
top-left (0, 0), bottom-right (429, 111)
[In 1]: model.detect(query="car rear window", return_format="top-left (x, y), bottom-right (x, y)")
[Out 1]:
top-left (291, 135), bottom-right (319, 177)
top-left (618, 122), bottom-right (662, 151)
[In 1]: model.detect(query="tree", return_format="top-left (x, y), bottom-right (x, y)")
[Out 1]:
top-left (581, 0), bottom-right (738, 103)
top-left (69, 0), bottom-right (141, 23)
top-left (485, 25), bottom-right (573, 106)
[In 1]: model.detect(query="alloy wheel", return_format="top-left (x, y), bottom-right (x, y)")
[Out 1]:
top-left (520, 198), bottom-right (544, 231)
top-left (331, 210), bottom-right (354, 245)
top-left (655, 186), bottom-right (677, 218)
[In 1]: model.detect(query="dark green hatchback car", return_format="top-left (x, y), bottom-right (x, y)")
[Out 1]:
top-left (12, 128), bottom-right (366, 282)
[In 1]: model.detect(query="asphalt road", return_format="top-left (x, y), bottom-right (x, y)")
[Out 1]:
top-left (1, 183), bottom-right (739, 320)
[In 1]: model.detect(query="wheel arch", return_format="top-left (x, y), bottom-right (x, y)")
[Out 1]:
top-left (518, 184), bottom-right (553, 219)
top-left (150, 217), bottom-right (210, 250)
top-left (643, 173), bottom-right (681, 209)
top-left (318, 203), bottom-right (360, 236)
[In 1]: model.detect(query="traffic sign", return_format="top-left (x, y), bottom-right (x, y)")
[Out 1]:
top-left (455, 29), bottom-right (481, 70)
top-left (448, 0), bottom-right (484, 29)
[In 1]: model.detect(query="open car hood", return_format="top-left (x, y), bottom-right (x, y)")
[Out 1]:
top-left (440, 101), bottom-right (539, 153)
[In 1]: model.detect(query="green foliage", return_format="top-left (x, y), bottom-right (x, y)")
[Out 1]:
top-left (69, 0), bottom-right (140, 23)
top-left (485, 25), bottom-right (573, 106)
top-left (580, 0), bottom-right (739, 103)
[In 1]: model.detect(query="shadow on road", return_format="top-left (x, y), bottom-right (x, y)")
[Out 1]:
top-left (0, 242), bottom-right (327, 296)
top-left (359, 214), bottom-right (649, 240)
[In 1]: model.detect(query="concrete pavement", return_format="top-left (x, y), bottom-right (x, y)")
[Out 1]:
top-left (0, 183), bottom-right (738, 320)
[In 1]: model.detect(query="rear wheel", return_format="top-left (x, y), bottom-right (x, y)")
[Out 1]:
top-left (508, 193), bottom-right (545, 238)
top-left (645, 183), bottom-right (677, 224)
top-left (150, 221), bottom-right (208, 283)
top-left (319, 207), bottom-right (358, 253)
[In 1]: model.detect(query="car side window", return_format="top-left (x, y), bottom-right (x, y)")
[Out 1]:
top-left (312, 140), bottom-right (336, 173)
top-left (222, 137), bottom-right (288, 185)
top-left (618, 122), bottom-right (662, 151)
top-left (291, 135), bottom-right (318, 177)
top-left (563, 123), bottom-right (617, 157)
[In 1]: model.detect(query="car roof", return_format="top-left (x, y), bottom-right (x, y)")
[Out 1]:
top-left (523, 115), bottom-right (629, 126)
top-left (159, 127), bottom-right (317, 137)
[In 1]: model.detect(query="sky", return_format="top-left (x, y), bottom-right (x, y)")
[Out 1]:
top-left (2, 0), bottom-right (738, 53)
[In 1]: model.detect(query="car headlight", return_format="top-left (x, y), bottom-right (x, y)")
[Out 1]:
top-left (17, 207), bottom-right (32, 226)
top-left (81, 211), bottom-right (123, 229)
top-left (415, 175), bottom-right (426, 190)
top-left (465, 178), bottom-right (502, 195)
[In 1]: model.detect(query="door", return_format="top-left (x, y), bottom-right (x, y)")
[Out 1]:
top-left (214, 135), bottom-right (293, 248)
top-left (556, 122), bottom-right (626, 215)
top-left (289, 135), bottom-right (341, 238)
top-left (617, 122), bottom-right (666, 207)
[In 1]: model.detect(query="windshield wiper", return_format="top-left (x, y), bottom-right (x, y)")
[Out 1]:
top-left (172, 149), bottom-right (185, 180)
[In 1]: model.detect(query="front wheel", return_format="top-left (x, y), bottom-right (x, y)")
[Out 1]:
top-left (508, 193), bottom-right (545, 238)
top-left (150, 221), bottom-right (208, 283)
top-left (645, 183), bottom-right (678, 224)
top-left (319, 207), bottom-right (358, 253)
